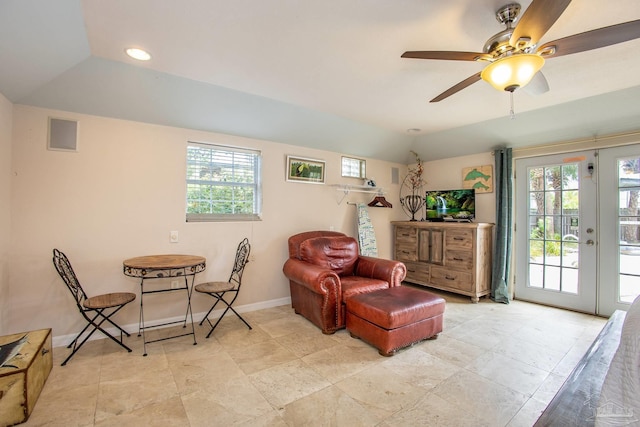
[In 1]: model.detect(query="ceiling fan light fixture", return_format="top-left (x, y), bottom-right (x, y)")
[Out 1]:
top-left (480, 53), bottom-right (544, 92)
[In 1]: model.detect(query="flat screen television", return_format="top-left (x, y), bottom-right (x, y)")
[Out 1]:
top-left (425, 189), bottom-right (475, 221)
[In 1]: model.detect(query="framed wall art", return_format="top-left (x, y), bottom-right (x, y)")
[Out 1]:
top-left (462, 165), bottom-right (493, 193)
top-left (286, 156), bottom-right (326, 184)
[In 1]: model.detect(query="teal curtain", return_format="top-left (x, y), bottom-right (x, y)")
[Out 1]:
top-left (491, 148), bottom-right (512, 304)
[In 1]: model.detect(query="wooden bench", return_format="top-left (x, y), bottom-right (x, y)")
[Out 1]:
top-left (534, 310), bottom-right (626, 426)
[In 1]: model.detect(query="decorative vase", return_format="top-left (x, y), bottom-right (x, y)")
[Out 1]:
top-left (401, 193), bottom-right (425, 221)
top-left (400, 151), bottom-right (426, 221)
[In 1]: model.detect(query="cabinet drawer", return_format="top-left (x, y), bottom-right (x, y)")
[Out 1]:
top-left (430, 267), bottom-right (473, 292)
top-left (396, 243), bottom-right (417, 262)
top-left (396, 226), bottom-right (417, 243)
top-left (404, 261), bottom-right (430, 283)
top-left (445, 249), bottom-right (473, 270)
top-left (445, 229), bottom-right (473, 249)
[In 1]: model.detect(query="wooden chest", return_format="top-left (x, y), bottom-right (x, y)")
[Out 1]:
top-left (0, 329), bottom-right (52, 426)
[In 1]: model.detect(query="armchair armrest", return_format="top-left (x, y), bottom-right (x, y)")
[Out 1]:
top-left (355, 256), bottom-right (406, 287)
top-left (283, 258), bottom-right (341, 296)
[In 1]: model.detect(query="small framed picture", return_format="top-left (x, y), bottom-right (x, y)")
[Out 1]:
top-left (286, 156), bottom-right (325, 184)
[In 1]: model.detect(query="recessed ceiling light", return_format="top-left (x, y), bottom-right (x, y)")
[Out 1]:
top-left (125, 48), bottom-right (151, 61)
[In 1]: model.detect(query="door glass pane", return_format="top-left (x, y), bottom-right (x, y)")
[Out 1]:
top-left (563, 242), bottom-right (579, 268)
top-left (545, 193), bottom-right (557, 215)
top-left (527, 163), bottom-right (580, 293)
top-left (562, 190), bottom-right (578, 213)
top-left (562, 164), bottom-right (579, 190)
top-left (529, 264), bottom-right (543, 288)
top-left (562, 216), bottom-right (580, 240)
top-left (545, 241), bottom-right (561, 266)
top-left (530, 240), bottom-right (543, 263)
top-left (619, 274), bottom-right (640, 303)
top-left (562, 268), bottom-right (579, 294)
top-left (617, 157), bottom-right (640, 303)
top-left (529, 168), bottom-right (544, 191)
top-left (619, 158), bottom-right (640, 187)
top-left (544, 216), bottom-right (556, 239)
top-left (545, 166), bottom-right (561, 191)
top-left (544, 266), bottom-right (561, 291)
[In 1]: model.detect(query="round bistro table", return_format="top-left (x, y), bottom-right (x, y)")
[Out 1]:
top-left (123, 254), bottom-right (206, 356)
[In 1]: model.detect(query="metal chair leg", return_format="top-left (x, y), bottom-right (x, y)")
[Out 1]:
top-left (203, 291), bottom-right (252, 338)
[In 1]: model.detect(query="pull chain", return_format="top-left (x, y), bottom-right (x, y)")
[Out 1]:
top-left (509, 91), bottom-right (515, 120)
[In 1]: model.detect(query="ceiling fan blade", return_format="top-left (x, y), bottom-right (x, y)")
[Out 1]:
top-left (402, 51), bottom-right (490, 61)
top-left (510, 0), bottom-right (571, 47)
top-left (430, 72), bottom-right (482, 102)
top-left (523, 71), bottom-right (549, 96)
top-left (537, 19), bottom-right (640, 58)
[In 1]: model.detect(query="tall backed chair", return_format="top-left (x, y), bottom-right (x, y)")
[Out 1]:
top-left (52, 249), bottom-right (136, 366)
top-left (283, 231), bottom-right (407, 334)
top-left (195, 238), bottom-right (251, 338)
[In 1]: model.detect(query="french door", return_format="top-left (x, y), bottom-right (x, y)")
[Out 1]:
top-left (515, 151), bottom-right (597, 313)
top-left (515, 145), bottom-right (640, 316)
top-left (598, 145), bottom-right (640, 315)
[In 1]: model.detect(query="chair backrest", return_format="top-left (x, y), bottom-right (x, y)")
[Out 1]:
top-left (228, 238), bottom-right (251, 289)
top-left (287, 230), bottom-right (346, 259)
top-left (52, 249), bottom-right (88, 308)
top-left (298, 235), bottom-right (359, 276)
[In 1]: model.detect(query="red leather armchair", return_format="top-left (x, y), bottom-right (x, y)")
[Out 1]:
top-left (283, 231), bottom-right (407, 334)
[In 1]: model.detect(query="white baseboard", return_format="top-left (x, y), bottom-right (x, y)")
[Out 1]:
top-left (52, 296), bottom-right (292, 348)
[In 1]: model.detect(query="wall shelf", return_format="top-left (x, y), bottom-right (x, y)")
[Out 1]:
top-left (331, 184), bottom-right (385, 205)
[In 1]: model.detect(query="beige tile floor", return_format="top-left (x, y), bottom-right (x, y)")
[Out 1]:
top-left (24, 288), bottom-right (607, 427)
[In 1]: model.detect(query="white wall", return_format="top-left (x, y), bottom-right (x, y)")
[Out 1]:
top-left (0, 94), bottom-right (12, 333)
top-left (6, 105), bottom-right (409, 340)
top-left (422, 152), bottom-right (496, 224)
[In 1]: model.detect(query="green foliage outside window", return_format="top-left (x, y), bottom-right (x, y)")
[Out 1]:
top-left (186, 143), bottom-right (261, 221)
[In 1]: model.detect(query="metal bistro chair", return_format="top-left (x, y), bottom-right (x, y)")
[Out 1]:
top-left (53, 249), bottom-right (136, 366)
top-left (195, 238), bottom-right (252, 338)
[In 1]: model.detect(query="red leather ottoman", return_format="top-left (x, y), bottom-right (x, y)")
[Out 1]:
top-left (345, 286), bottom-right (445, 356)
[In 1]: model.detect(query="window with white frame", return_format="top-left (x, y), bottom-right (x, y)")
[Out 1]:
top-left (186, 142), bottom-right (262, 221)
top-left (341, 156), bottom-right (366, 178)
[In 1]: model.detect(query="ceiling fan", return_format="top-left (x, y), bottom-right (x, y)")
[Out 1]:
top-left (402, 0), bottom-right (640, 102)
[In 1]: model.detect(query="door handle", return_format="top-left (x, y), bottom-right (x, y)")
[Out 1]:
top-left (586, 239), bottom-right (595, 246)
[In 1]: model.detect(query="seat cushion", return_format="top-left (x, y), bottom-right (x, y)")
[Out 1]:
top-left (346, 286), bottom-right (445, 330)
top-left (299, 236), bottom-right (358, 276)
top-left (341, 276), bottom-right (389, 300)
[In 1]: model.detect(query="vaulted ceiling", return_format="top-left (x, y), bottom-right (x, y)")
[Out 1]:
top-left (2, 0), bottom-right (640, 163)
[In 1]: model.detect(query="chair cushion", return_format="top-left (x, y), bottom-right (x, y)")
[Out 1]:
top-left (299, 236), bottom-right (359, 276)
top-left (341, 276), bottom-right (389, 300)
